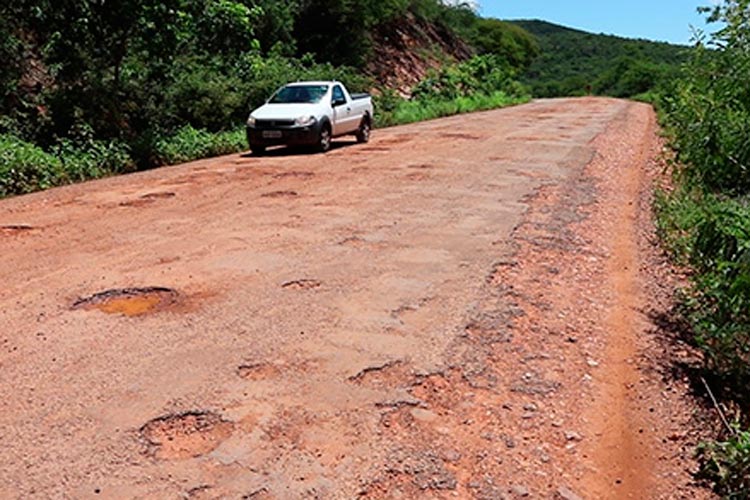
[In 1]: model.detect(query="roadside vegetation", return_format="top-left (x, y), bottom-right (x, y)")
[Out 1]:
top-left (0, 0), bottom-right (537, 197)
top-left (375, 54), bottom-right (531, 128)
top-left (655, 1), bottom-right (750, 496)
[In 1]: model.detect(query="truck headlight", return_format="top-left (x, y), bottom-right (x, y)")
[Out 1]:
top-left (246, 116), bottom-right (256, 127)
top-left (295, 115), bottom-right (316, 127)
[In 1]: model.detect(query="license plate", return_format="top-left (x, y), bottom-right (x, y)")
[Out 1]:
top-left (262, 130), bottom-right (282, 139)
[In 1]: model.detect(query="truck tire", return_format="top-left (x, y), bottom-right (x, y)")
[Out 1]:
top-left (356, 116), bottom-right (371, 143)
top-left (317, 124), bottom-right (332, 153)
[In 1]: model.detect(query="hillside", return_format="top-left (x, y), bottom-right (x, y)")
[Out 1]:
top-left (509, 20), bottom-right (688, 97)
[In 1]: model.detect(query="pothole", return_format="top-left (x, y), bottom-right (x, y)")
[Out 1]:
top-left (120, 192), bottom-right (176, 207)
top-left (281, 279), bottom-right (321, 290)
top-left (272, 171), bottom-right (314, 179)
top-left (441, 133), bottom-right (481, 140)
top-left (141, 191), bottom-right (176, 200)
top-left (339, 236), bottom-right (367, 246)
top-left (140, 411), bottom-right (234, 460)
top-left (72, 287), bottom-right (178, 316)
top-left (1, 224), bottom-right (34, 234)
top-left (405, 172), bottom-right (431, 181)
top-left (262, 190), bottom-right (298, 198)
top-left (237, 362), bottom-right (281, 380)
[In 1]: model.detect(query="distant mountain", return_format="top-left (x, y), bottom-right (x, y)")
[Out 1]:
top-left (507, 20), bottom-right (688, 98)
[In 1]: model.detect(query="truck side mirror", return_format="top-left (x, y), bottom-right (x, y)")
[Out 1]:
top-left (332, 97), bottom-right (346, 107)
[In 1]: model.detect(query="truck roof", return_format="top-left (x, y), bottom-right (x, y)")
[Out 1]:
top-left (286, 81), bottom-right (338, 87)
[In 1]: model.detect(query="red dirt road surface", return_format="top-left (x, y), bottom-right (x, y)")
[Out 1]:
top-left (0, 98), bottom-right (710, 499)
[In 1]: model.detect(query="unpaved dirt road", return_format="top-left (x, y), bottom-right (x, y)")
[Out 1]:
top-left (1, 98), bottom-right (709, 499)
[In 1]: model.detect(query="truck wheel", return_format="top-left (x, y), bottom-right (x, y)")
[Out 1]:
top-left (251, 145), bottom-right (266, 156)
top-left (356, 117), bottom-right (371, 143)
top-left (317, 125), bottom-right (332, 153)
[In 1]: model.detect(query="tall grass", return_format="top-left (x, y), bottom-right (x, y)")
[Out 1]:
top-left (0, 134), bottom-right (132, 197)
top-left (376, 91), bottom-right (529, 128)
top-left (153, 126), bottom-right (246, 165)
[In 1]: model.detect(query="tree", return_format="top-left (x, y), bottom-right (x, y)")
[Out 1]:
top-left (471, 18), bottom-right (540, 71)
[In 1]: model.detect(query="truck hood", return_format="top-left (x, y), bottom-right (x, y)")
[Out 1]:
top-left (251, 103), bottom-right (322, 120)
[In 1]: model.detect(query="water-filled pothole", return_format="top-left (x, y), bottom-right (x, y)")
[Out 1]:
top-left (140, 411), bottom-right (234, 460)
top-left (72, 287), bottom-right (178, 316)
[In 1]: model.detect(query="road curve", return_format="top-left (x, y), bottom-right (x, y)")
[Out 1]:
top-left (0, 98), bottom-right (706, 499)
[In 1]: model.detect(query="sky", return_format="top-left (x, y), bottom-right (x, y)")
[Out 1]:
top-left (478, 0), bottom-right (720, 45)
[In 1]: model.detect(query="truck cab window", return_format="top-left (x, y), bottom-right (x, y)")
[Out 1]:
top-left (332, 86), bottom-right (346, 106)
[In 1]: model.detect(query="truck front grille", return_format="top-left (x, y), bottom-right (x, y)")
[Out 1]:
top-left (256, 119), bottom-right (295, 128)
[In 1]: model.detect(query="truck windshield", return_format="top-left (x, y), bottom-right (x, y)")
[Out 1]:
top-left (270, 85), bottom-right (329, 104)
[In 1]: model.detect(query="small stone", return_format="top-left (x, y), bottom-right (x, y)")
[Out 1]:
top-left (564, 431), bottom-right (583, 442)
top-left (523, 403), bottom-right (538, 412)
top-left (586, 359), bottom-right (599, 367)
top-left (503, 436), bottom-right (516, 449)
top-left (511, 485), bottom-right (530, 497)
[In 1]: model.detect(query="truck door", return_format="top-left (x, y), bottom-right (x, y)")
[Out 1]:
top-left (331, 85), bottom-right (354, 135)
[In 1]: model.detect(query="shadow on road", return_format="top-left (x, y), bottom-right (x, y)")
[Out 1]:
top-left (239, 140), bottom-right (359, 159)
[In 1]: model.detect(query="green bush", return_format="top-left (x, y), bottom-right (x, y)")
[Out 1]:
top-left (663, 6), bottom-right (750, 195)
top-left (686, 197), bottom-right (750, 384)
top-left (373, 54), bottom-right (530, 129)
top-left (0, 133), bottom-right (135, 197)
top-left (411, 54), bottom-right (522, 101)
top-left (56, 138), bottom-right (134, 182)
top-left (698, 429), bottom-right (750, 498)
top-left (153, 125), bottom-right (246, 165)
top-left (657, 2), bottom-right (750, 494)
top-left (0, 134), bottom-right (64, 196)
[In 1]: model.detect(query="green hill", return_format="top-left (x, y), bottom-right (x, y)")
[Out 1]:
top-left (509, 20), bottom-right (688, 98)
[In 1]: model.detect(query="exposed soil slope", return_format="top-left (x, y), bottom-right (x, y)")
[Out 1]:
top-left (368, 13), bottom-right (473, 95)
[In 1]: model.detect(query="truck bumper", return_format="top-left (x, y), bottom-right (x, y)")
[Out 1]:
top-left (246, 122), bottom-right (322, 149)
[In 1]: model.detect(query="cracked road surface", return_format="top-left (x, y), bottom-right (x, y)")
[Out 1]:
top-left (0, 98), bottom-right (707, 499)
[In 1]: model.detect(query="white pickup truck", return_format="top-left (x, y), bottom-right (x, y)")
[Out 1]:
top-left (246, 81), bottom-right (373, 155)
